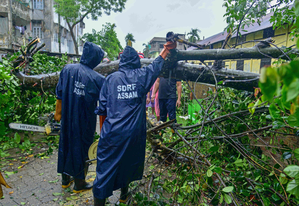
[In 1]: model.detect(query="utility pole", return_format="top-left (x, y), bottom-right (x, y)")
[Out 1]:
top-left (58, 14), bottom-right (61, 53)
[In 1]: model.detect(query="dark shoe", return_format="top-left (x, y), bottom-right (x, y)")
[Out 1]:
top-left (84, 161), bottom-right (90, 177)
top-left (73, 178), bottom-right (93, 193)
top-left (94, 196), bottom-right (106, 206)
top-left (119, 186), bottom-right (131, 204)
top-left (61, 174), bottom-right (74, 189)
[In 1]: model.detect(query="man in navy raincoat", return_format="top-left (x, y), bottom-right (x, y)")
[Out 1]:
top-left (54, 42), bottom-right (105, 193)
top-left (93, 40), bottom-right (176, 205)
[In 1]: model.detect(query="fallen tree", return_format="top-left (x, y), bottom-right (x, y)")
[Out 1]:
top-left (13, 45), bottom-right (295, 91)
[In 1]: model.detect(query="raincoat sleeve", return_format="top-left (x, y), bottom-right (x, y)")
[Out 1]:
top-left (55, 68), bottom-right (65, 100)
top-left (95, 79), bottom-right (108, 116)
top-left (138, 56), bottom-right (164, 96)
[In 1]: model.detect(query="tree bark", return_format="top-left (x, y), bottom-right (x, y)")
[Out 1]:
top-left (67, 21), bottom-right (78, 55)
top-left (177, 47), bottom-right (292, 61)
top-left (13, 46), bottom-right (296, 91)
top-left (13, 59), bottom-right (259, 91)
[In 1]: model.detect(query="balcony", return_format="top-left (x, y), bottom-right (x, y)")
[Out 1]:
top-left (0, 0), bottom-right (30, 25)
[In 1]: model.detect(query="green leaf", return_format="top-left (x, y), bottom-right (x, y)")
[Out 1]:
top-left (272, 121), bottom-right (286, 129)
top-left (52, 192), bottom-right (62, 196)
top-left (4, 171), bottom-right (16, 176)
top-left (224, 193), bottom-right (232, 204)
top-left (220, 194), bottom-right (224, 204)
top-left (248, 102), bottom-right (255, 115)
top-left (294, 148), bottom-right (299, 161)
top-left (21, 202), bottom-right (26, 205)
top-left (279, 173), bottom-right (289, 185)
top-left (209, 146), bottom-right (219, 152)
top-left (271, 193), bottom-right (280, 201)
top-left (269, 103), bottom-right (281, 119)
top-left (284, 165), bottom-right (299, 178)
top-left (259, 67), bottom-right (280, 102)
top-left (207, 169), bottom-right (213, 177)
top-left (213, 167), bottom-right (222, 174)
top-left (288, 113), bottom-right (299, 127)
top-left (286, 79), bottom-right (299, 102)
top-left (14, 133), bottom-right (21, 144)
top-left (262, 196), bottom-right (271, 206)
top-left (222, 186), bottom-right (234, 193)
top-left (286, 179), bottom-right (299, 197)
top-left (234, 159), bottom-right (243, 167)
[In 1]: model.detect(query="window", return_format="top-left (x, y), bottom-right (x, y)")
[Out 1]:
top-left (54, 33), bottom-right (58, 42)
top-left (263, 27), bottom-right (274, 39)
top-left (0, 17), bottom-right (8, 34)
top-left (236, 60), bottom-right (244, 71)
top-left (33, 27), bottom-right (42, 39)
top-left (260, 58), bottom-right (271, 69)
top-left (160, 44), bottom-right (164, 49)
top-left (33, 0), bottom-right (43, 9)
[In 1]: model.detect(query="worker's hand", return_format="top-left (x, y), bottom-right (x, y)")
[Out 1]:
top-left (164, 41), bottom-right (177, 50)
top-left (146, 97), bottom-right (150, 104)
top-left (159, 41), bottom-right (177, 59)
top-left (151, 94), bottom-right (155, 103)
top-left (176, 99), bottom-right (181, 108)
top-left (54, 99), bottom-right (62, 122)
top-left (99, 115), bottom-right (107, 130)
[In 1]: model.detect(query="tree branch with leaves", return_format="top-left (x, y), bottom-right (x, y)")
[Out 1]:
top-left (54, 0), bottom-right (127, 54)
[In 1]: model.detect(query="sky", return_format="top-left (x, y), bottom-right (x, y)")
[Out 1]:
top-left (84, 0), bottom-right (228, 53)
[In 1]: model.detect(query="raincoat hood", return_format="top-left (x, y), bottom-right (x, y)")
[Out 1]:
top-left (119, 46), bottom-right (141, 70)
top-left (80, 42), bottom-right (104, 69)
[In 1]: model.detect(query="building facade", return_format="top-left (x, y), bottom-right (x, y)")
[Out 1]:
top-left (0, 0), bottom-right (30, 49)
top-left (0, 0), bottom-right (83, 54)
top-left (187, 12), bottom-right (297, 74)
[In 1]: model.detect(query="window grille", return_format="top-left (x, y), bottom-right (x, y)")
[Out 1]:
top-left (33, 27), bottom-right (43, 39)
top-left (33, 0), bottom-right (43, 9)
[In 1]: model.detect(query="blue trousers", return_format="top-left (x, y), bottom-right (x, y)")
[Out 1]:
top-left (159, 98), bottom-right (176, 122)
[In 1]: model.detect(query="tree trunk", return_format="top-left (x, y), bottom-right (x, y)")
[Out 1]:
top-left (67, 21), bottom-right (78, 55)
top-left (13, 59), bottom-right (259, 91)
top-left (177, 47), bottom-right (292, 61)
top-left (13, 46), bottom-right (296, 91)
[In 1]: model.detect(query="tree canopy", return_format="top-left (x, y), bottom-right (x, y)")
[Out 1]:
top-left (142, 43), bottom-right (150, 58)
top-left (54, 0), bottom-right (127, 54)
top-left (223, 0), bottom-right (297, 40)
top-left (125, 33), bottom-right (135, 46)
top-left (187, 28), bottom-right (201, 43)
top-left (82, 23), bottom-right (123, 60)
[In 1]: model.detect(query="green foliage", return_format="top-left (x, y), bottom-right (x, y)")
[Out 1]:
top-left (54, 0), bottom-right (127, 24)
top-left (223, 0), bottom-right (298, 42)
top-left (0, 53), bottom-right (65, 157)
top-left (82, 23), bottom-right (123, 60)
top-left (125, 33), bottom-right (135, 46)
top-left (142, 43), bottom-right (150, 58)
top-left (28, 52), bottom-right (69, 74)
top-left (54, 0), bottom-right (127, 54)
top-left (187, 28), bottom-right (201, 43)
top-left (176, 81), bottom-right (191, 117)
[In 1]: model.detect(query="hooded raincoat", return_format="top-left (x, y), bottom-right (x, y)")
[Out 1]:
top-left (93, 46), bottom-right (164, 199)
top-left (56, 42), bottom-right (105, 179)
